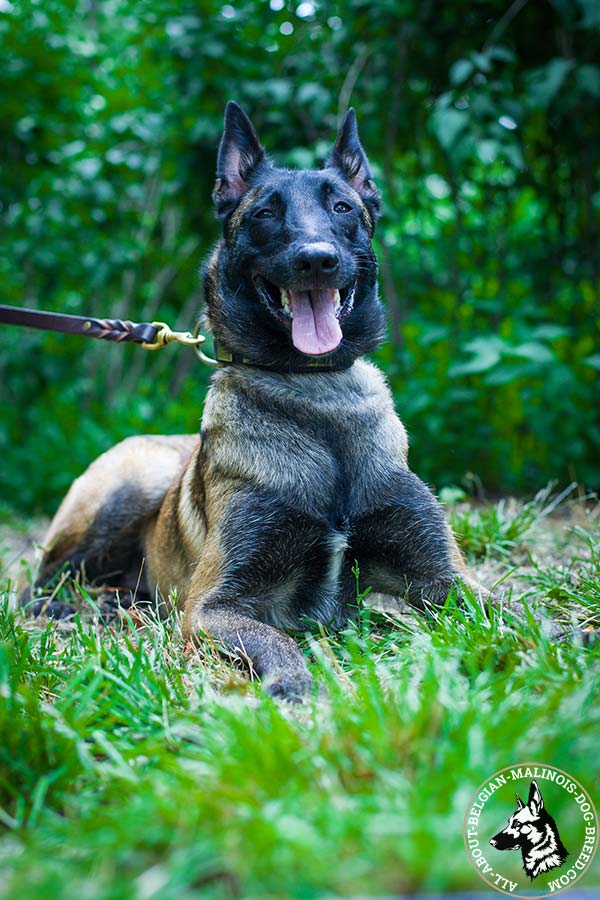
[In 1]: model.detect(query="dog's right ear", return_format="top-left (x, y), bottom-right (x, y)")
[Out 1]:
top-left (213, 101), bottom-right (268, 218)
top-left (515, 793), bottom-right (524, 809)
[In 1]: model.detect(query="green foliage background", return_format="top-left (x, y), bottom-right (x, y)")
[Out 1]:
top-left (1, 0), bottom-right (599, 514)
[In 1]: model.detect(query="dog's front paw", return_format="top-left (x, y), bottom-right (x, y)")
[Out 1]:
top-left (262, 670), bottom-right (313, 703)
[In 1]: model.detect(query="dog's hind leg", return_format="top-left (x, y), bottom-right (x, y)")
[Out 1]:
top-left (26, 434), bottom-right (198, 616)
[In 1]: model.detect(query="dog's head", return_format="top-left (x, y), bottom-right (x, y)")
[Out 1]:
top-left (490, 780), bottom-right (546, 851)
top-left (203, 101), bottom-right (385, 369)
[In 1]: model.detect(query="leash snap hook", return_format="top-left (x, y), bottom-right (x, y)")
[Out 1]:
top-left (141, 321), bottom-right (207, 351)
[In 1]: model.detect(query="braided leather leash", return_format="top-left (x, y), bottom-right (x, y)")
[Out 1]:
top-left (0, 303), bottom-right (215, 361)
top-left (0, 303), bottom-right (348, 371)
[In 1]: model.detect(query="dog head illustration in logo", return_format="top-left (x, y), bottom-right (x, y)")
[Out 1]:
top-left (490, 779), bottom-right (569, 880)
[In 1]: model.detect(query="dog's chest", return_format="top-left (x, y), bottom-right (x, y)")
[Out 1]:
top-left (202, 360), bottom-right (408, 519)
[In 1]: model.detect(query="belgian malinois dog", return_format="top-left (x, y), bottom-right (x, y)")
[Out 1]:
top-left (31, 102), bottom-right (485, 700)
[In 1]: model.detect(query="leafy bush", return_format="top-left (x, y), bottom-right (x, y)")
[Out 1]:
top-left (1, 0), bottom-right (598, 514)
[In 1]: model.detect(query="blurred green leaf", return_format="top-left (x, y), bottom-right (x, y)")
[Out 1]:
top-left (449, 58), bottom-right (474, 86)
top-left (583, 354), bottom-right (600, 371)
top-left (576, 64), bottom-right (600, 97)
top-left (508, 342), bottom-right (555, 364)
top-left (449, 337), bottom-right (506, 376)
top-left (525, 58), bottom-right (574, 108)
top-left (431, 103), bottom-right (468, 150)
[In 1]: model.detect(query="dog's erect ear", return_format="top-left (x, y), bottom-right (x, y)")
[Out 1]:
top-left (213, 101), bottom-right (268, 217)
top-left (528, 780), bottom-right (543, 815)
top-left (326, 108), bottom-right (380, 215)
top-left (515, 793), bottom-right (524, 810)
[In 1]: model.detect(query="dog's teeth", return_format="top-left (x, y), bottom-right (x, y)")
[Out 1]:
top-left (333, 289), bottom-right (341, 311)
top-left (280, 288), bottom-right (293, 319)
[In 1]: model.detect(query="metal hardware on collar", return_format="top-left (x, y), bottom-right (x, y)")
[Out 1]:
top-left (141, 321), bottom-right (207, 352)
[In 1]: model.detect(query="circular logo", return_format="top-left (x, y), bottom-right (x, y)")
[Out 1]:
top-left (463, 762), bottom-right (598, 898)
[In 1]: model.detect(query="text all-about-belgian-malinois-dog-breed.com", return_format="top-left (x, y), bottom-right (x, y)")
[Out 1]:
top-left (30, 101), bottom-right (488, 701)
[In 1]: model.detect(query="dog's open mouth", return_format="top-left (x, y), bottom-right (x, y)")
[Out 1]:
top-left (253, 276), bottom-right (355, 356)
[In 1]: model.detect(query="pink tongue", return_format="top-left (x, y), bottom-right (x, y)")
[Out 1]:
top-left (289, 289), bottom-right (343, 355)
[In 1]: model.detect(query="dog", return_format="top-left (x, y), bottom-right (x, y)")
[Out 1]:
top-left (29, 101), bottom-right (486, 701)
top-left (490, 780), bottom-right (569, 879)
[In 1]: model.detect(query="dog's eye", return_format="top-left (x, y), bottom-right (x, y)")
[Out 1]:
top-left (254, 208), bottom-right (275, 220)
top-left (333, 201), bottom-right (352, 214)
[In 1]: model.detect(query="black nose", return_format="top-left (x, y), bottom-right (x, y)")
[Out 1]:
top-left (292, 243), bottom-right (339, 277)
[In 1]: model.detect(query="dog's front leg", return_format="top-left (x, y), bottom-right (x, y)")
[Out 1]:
top-left (184, 596), bottom-right (312, 701)
top-left (354, 469), bottom-right (489, 610)
top-left (179, 500), bottom-right (316, 702)
top-left (177, 482), bottom-right (343, 699)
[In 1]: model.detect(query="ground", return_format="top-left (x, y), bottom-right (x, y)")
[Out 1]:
top-left (0, 486), bottom-right (598, 899)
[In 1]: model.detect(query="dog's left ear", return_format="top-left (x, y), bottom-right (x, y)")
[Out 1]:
top-left (326, 108), bottom-right (380, 219)
top-left (213, 101), bottom-right (269, 218)
top-left (528, 780), bottom-right (544, 815)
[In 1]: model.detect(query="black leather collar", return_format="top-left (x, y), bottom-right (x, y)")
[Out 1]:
top-left (213, 340), bottom-right (353, 373)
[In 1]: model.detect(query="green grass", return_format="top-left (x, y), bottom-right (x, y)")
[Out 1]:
top-left (0, 492), bottom-right (599, 899)
top-left (442, 482), bottom-right (580, 560)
